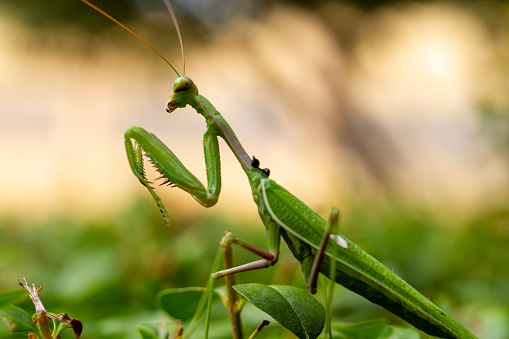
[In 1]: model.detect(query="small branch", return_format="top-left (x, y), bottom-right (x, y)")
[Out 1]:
top-left (53, 313), bottom-right (83, 339)
top-left (19, 276), bottom-right (83, 339)
top-left (19, 275), bottom-right (52, 339)
top-left (175, 323), bottom-right (183, 339)
top-left (248, 320), bottom-right (270, 339)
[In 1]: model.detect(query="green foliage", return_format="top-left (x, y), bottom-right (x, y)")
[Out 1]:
top-left (234, 283), bottom-right (325, 339)
top-left (0, 291), bottom-right (26, 310)
top-left (157, 287), bottom-right (219, 322)
top-left (0, 305), bottom-right (39, 336)
top-left (136, 321), bottom-right (175, 339)
top-left (335, 319), bottom-right (388, 339)
top-left (0, 0), bottom-right (137, 32)
top-left (333, 319), bottom-right (420, 339)
top-left (1, 201), bottom-right (507, 338)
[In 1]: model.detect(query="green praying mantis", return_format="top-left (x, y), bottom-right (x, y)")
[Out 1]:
top-left (80, 1), bottom-right (477, 338)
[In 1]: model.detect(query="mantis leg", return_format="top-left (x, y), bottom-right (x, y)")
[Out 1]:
top-left (306, 207), bottom-right (341, 294)
top-left (212, 233), bottom-right (279, 280)
top-left (124, 125), bottom-right (221, 224)
top-left (307, 208), bottom-right (341, 339)
top-left (202, 225), bottom-right (282, 339)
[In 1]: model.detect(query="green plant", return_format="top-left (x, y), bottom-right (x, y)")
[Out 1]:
top-left (0, 277), bottom-right (81, 339)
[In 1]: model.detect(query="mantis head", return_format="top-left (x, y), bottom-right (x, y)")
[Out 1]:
top-left (166, 76), bottom-right (199, 113)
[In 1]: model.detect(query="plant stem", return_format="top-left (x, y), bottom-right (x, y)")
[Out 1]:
top-left (223, 236), bottom-right (243, 339)
top-left (248, 320), bottom-right (270, 339)
top-left (19, 275), bottom-right (52, 339)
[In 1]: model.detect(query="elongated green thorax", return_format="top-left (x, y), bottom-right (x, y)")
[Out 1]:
top-left (166, 76), bottom-right (253, 174)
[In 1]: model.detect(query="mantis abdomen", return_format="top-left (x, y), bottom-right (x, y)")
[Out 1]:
top-left (262, 179), bottom-right (475, 339)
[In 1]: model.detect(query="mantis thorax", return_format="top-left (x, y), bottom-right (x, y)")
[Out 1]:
top-left (248, 156), bottom-right (271, 204)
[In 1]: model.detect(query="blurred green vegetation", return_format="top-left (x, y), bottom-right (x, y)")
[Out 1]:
top-left (0, 0), bottom-right (137, 32)
top-left (1, 197), bottom-right (507, 338)
top-left (3, 0), bottom-right (509, 36)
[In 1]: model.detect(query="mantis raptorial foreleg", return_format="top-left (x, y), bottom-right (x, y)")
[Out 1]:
top-left (79, 1), bottom-right (478, 338)
top-left (125, 125), bottom-right (221, 224)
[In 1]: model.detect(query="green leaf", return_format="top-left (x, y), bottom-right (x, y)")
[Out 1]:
top-left (0, 290), bottom-right (27, 309)
top-left (378, 325), bottom-right (421, 339)
top-left (334, 320), bottom-right (421, 339)
top-left (136, 321), bottom-right (174, 339)
top-left (136, 324), bottom-right (159, 339)
top-left (157, 287), bottom-right (219, 322)
top-left (233, 283), bottom-right (325, 339)
top-left (334, 319), bottom-right (387, 339)
top-left (0, 304), bottom-right (39, 335)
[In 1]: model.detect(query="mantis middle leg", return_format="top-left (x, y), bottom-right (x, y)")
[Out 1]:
top-left (200, 208), bottom-right (341, 338)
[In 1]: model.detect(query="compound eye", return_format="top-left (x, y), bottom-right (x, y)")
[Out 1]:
top-left (251, 157), bottom-right (260, 169)
top-left (262, 168), bottom-right (270, 177)
top-left (173, 76), bottom-right (196, 93)
top-left (174, 81), bottom-right (191, 92)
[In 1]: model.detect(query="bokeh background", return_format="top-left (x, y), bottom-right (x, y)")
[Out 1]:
top-left (1, 0), bottom-right (508, 337)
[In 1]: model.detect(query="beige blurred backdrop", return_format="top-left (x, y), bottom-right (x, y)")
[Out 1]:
top-left (1, 0), bottom-right (508, 224)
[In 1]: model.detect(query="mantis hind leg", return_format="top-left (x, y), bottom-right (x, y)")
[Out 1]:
top-left (305, 207), bottom-right (342, 294)
top-left (206, 233), bottom-right (278, 339)
top-left (201, 226), bottom-right (282, 339)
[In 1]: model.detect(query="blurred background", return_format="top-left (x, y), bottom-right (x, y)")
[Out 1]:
top-left (1, 0), bottom-right (508, 337)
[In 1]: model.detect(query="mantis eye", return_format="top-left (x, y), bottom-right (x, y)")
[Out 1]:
top-left (252, 157), bottom-right (270, 177)
top-left (174, 81), bottom-right (191, 92)
top-left (173, 76), bottom-right (197, 93)
top-left (252, 156), bottom-right (260, 169)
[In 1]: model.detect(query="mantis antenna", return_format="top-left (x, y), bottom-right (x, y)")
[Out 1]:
top-left (79, 0), bottom-right (184, 77)
top-left (162, 0), bottom-right (185, 76)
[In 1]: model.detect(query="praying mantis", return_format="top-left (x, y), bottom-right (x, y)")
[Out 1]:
top-left (80, 1), bottom-right (477, 338)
